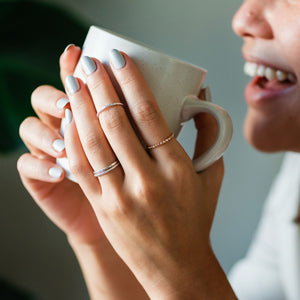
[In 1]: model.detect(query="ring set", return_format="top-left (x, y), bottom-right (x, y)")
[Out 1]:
top-left (93, 160), bottom-right (120, 177)
top-left (93, 102), bottom-right (175, 177)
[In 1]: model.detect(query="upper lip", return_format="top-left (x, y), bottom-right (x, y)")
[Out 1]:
top-left (243, 52), bottom-right (295, 75)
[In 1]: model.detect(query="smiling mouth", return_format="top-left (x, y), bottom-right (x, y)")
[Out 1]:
top-left (244, 61), bottom-right (297, 91)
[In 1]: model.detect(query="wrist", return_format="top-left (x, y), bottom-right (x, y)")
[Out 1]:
top-left (68, 235), bottom-right (150, 300)
top-left (67, 234), bottom-right (109, 255)
top-left (142, 246), bottom-right (236, 300)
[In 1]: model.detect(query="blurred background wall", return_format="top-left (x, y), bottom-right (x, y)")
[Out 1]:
top-left (0, 0), bottom-right (284, 299)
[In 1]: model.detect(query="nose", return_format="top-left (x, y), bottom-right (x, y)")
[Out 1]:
top-left (232, 0), bottom-right (273, 39)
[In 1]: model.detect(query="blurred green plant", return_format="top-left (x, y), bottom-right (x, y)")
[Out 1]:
top-left (0, 0), bottom-right (88, 153)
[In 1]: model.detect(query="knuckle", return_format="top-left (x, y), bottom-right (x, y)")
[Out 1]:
top-left (82, 132), bottom-right (103, 154)
top-left (108, 201), bottom-right (130, 218)
top-left (88, 76), bottom-right (106, 92)
top-left (168, 166), bottom-right (186, 185)
top-left (101, 191), bottom-right (132, 218)
top-left (41, 133), bottom-right (51, 150)
top-left (133, 177), bottom-right (157, 203)
top-left (17, 153), bottom-right (30, 173)
top-left (119, 75), bottom-right (137, 88)
top-left (68, 160), bottom-right (85, 176)
top-left (31, 85), bottom-right (65, 113)
top-left (71, 98), bottom-right (85, 112)
top-left (19, 117), bottom-right (38, 139)
top-left (100, 108), bottom-right (125, 132)
top-left (167, 156), bottom-right (194, 183)
top-left (31, 85), bottom-right (50, 107)
top-left (134, 102), bottom-right (160, 125)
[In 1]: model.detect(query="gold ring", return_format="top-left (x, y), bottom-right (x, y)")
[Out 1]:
top-left (147, 133), bottom-right (175, 150)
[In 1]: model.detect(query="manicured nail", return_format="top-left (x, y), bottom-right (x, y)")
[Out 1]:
top-left (64, 44), bottom-right (75, 53)
top-left (66, 75), bottom-right (80, 94)
top-left (65, 108), bottom-right (72, 125)
top-left (82, 56), bottom-right (97, 75)
top-left (109, 49), bottom-right (125, 69)
top-left (56, 97), bottom-right (69, 110)
top-left (52, 139), bottom-right (65, 152)
top-left (49, 167), bottom-right (63, 178)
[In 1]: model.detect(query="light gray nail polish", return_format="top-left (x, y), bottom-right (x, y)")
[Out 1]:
top-left (109, 49), bottom-right (125, 69)
top-left (56, 97), bottom-right (69, 110)
top-left (65, 108), bottom-right (72, 125)
top-left (52, 139), bottom-right (65, 152)
top-left (82, 56), bottom-right (97, 75)
top-left (49, 167), bottom-right (63, 178)
top-left (66, 75), bottom-right (80, 94)
top-left (64, 44), bottom-right (75, 53)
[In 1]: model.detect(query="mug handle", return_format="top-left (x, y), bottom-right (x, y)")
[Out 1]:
top-left (180, 95), bottom-right (233, 172)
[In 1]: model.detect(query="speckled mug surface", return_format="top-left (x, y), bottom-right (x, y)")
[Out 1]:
top-left (57, 26), bottom-right (233, 182)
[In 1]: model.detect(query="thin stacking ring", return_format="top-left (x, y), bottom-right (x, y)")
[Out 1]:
top-left (147, 133), bottom-right (175, 150)
top-left (96, 103), bottom-right (124, 118)
top-left (93, 160), bottom-right (120, 177)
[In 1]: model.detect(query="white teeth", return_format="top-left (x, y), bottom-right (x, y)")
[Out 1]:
top-left (265, 68), bottom-right (276, 81)
top-left (257, 65), bottom-right (265, 77)
top-left (244, 62), bottom-right (257, 77)
top-left (243, 61), bottom-right (296, 83)
top-left (276, 70), bottom-right (288, 81)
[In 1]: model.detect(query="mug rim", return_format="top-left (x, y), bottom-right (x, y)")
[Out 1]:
top-left (89, 25), bottom-right (207, 74)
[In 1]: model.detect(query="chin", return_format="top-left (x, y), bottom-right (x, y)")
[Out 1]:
top-left (243, 108), bottom-right (297, 153)
top-left (244, 128), bottom-right (280, 153)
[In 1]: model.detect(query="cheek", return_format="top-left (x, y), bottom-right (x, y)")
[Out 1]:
top-left (279, 17), bottom-right (300, 76)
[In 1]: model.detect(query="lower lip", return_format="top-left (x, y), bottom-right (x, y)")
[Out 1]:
top-left (245, 76), bottom-right (297, 108)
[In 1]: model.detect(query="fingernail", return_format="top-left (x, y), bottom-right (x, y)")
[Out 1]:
top-left (49, 167), bottom-right (63, 178)
top-left (56, 97), bottom-right (69, 110)
top-left (64, 44), bottom-right (75, 53)
top-left (66, 75), bottom-right (80, 94)
top-left (65, 108), bottom-right (72, 125)
top-left (52, 139), bottom-right (65, 152)
top-left (109, 49), bottom-right (125, 69)
top-left (82, 56), bottom-right (97, 75)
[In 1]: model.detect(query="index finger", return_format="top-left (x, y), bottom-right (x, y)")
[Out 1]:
top-left (59, 44), bottom-right (82, 84)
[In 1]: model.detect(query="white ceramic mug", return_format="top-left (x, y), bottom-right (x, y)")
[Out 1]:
top-left (57, 25), bottom-right (233, 182)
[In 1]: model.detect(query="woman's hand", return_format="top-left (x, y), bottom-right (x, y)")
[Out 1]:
top-left (63, 50), bottom-right (235, 299)
top-left (17, 45), bottom-right (104, 244)
top-left (17, 46), bottom-right (149, 300)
